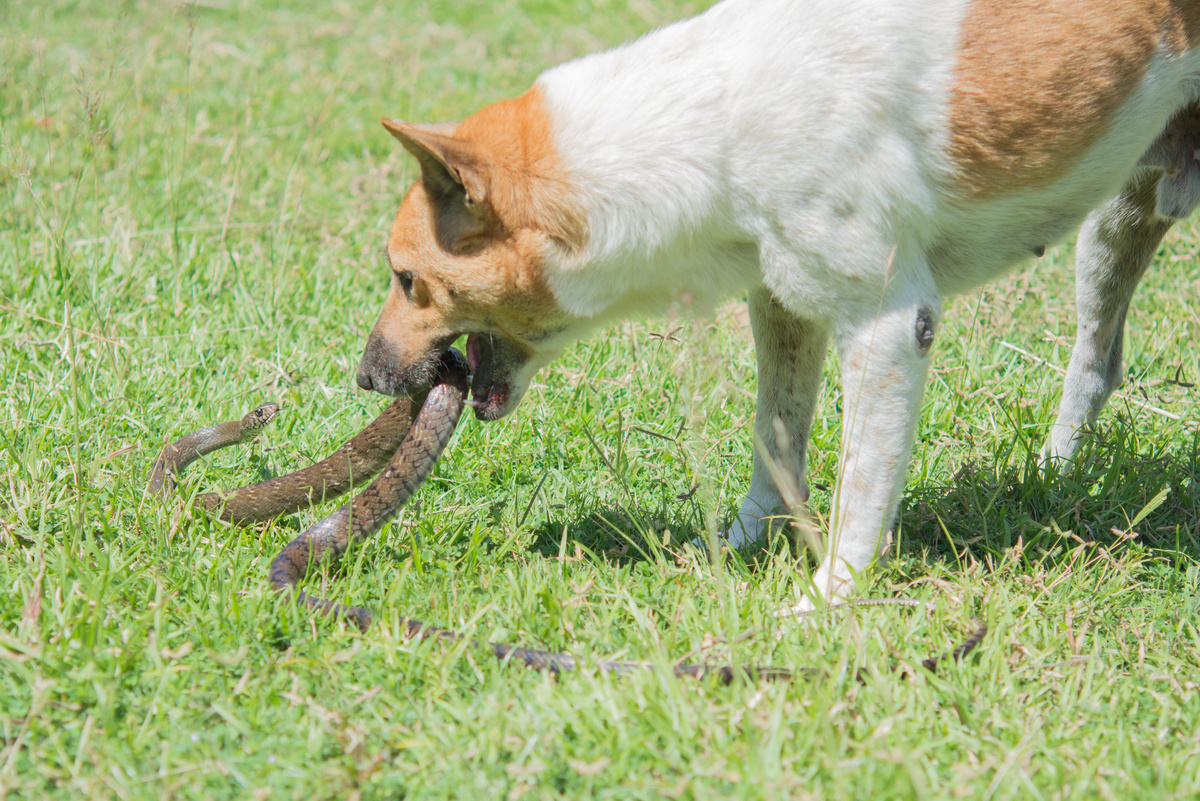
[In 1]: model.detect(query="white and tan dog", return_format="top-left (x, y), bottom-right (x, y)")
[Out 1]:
top-left (356, 0), bottom-right (1200, 607)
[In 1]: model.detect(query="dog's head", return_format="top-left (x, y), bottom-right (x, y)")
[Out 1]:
top-left (356, 89), bottom-right (586, 421)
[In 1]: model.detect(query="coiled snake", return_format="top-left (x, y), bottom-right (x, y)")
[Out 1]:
top-left (150, 349), bottom-right (986, 682)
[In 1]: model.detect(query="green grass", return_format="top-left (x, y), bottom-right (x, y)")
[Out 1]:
top-left (4, 1), bottom-right (1200, 798)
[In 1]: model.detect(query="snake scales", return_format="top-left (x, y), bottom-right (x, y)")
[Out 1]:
top-left (150, 349), bottom-right (986, 683)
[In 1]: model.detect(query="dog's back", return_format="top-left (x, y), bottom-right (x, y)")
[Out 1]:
top-left (539, 0), bottom-right (1200, 307)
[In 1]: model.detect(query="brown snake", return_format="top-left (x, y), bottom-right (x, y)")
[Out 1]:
top-left (150, 348), bottom-right (986, 683)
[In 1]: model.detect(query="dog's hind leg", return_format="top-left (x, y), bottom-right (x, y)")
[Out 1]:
top-left (795, 257), bottom-right (940, 611)
top-left (1047, 105), bottom-right (1200, 464)
top-left (1045, 169), bottom-right (1176, 465)
top-left (724, 286), bottom-right (830, 548)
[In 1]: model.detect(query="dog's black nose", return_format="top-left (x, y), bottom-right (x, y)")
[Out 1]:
top-left (356, 370), bottom-right (374, 391)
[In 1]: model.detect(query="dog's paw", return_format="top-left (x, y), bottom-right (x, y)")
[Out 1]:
top-left (693, 504), bottom-right (793, 551)
top-left (774, 594), bottom-right (818, 619)
top-left (774, 560), bottom-right (857, 619)
top-left (687, 510), bottom-right (771, 550)
top-left (688, 527), bottom-right (755, 551)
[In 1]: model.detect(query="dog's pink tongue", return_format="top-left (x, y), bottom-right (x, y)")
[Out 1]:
top-left (466, 334), bottom-right (482, 373)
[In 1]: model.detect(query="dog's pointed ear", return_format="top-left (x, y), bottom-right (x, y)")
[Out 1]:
top-left (382, 119), bottom-right (489, 214)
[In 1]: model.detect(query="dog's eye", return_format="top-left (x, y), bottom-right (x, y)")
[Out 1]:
top-left (395, 270), bottom-right (414, 293)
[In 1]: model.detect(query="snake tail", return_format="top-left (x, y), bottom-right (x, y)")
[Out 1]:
top-left (387, 617), bottom-right (984, 685)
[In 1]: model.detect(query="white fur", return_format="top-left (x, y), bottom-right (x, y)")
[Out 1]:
top-left (521, 0), bottom-right (1200, 607)
top-left (539, 0), bottom-right (965, 323)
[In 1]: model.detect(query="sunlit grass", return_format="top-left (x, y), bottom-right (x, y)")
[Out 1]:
top-left (3, 1), bottom-right (1200, 798)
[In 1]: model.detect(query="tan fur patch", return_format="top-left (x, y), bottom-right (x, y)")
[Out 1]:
top-left (947, 0), bottom-right (1200, 198)
top-left (455, 87), bottom-right (587, 253)
top-left (374, 86), bottom-right (582, 364)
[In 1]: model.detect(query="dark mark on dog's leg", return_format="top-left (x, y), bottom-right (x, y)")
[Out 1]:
top-left (915, 307), bottom-right (936, 355)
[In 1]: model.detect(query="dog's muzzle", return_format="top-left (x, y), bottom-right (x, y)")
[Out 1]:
top-left (356, 329), bottom-right (529, 422)
top-left (356, 332), bottom-right (448, 397)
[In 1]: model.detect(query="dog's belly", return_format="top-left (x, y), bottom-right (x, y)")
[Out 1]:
top-left (928, 201), bottom-right (1088, 295)
top-left (930, 132), bottom-right (1189, 296)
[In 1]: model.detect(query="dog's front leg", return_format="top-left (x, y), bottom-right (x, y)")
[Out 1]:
top-left (1046, 170), bottom-right (1175, 465)
top-left (725, 286), bottom-right (830, 548)
top-left (798, 287), bottom-right (940, 611)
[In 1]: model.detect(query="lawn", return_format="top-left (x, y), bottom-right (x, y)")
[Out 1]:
top-left (3, 1), bottom-right (1200, 798)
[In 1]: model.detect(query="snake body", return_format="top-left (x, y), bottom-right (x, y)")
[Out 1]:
top-left (266, 354), bottom-right (469, 630)
top-left (153, 348), bottom-right (986, 683)
top-left (149, 396), bottom-right (421, 524)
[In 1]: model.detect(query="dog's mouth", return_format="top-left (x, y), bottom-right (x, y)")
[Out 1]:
top-left (464, 332), bottom-right (527, 421)
top-left (357, 327), bottom-right (532, 421)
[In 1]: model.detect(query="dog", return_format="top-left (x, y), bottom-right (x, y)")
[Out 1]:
top-left (355, 0), bottom-right (1200, 608)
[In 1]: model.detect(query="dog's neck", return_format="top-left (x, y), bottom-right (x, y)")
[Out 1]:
top-left (533, 8), bottom-right (762, 321)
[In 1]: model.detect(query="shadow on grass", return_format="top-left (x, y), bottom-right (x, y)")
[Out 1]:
top-left (525, 507), bottom-right (703, 567)
top-left (517, 421), bottom-right (1200, 576)
top-left (898, 423), bottom-right (1200, 570)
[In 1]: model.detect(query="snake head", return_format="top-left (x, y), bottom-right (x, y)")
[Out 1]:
top-left (240, 401), bottom-right (281, 433)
